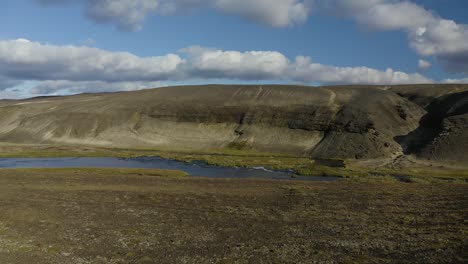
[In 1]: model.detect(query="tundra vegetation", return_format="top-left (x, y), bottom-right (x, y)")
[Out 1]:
top-left (0, 84), bottom-right (467, 263)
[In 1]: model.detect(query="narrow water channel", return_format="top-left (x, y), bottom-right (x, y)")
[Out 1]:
top-left (0, 157), bottom-right (339, 181)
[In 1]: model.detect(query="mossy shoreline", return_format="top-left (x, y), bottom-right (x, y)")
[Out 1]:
top-left (0, 167), bottom-right (188, 178)
top-left (0, 144), bottom-right (466, 183)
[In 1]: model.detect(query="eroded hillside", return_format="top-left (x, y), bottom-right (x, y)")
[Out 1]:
top-left (0, 84), bottom-right (466, 163)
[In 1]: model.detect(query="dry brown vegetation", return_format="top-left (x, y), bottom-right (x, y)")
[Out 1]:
top-left (0, 169), bottom-right (467, 263)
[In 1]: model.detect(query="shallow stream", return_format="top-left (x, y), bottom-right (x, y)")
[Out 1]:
top-left (0, 157), bottom-right (339, 181)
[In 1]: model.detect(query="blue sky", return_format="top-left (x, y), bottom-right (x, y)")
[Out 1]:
top-left (1, 0), bottom-right (468, 98)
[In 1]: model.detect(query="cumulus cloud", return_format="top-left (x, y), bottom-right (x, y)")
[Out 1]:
top-left (36, 0), bottom-right (311, 30)
top-left (410, 20), bottom-right (468, 74)
top-left (0, 38), bottom-right (436, 97)
top-left (179, 46), bottom-right (290, 80)
top-left (289, 56), bottom-right (432, 85)
top-left (35, 0), bottom-right (468, 74)
top-left (312, 0), bottom-right (468, 74)
top-left (180, 46), bottom-right (432, 84)
top-left (409, 20), bottom-right (468, 55)
top-left (0, 39), bottom-right (183, 82)
top-left (418, 59), bottom-right (431, 70)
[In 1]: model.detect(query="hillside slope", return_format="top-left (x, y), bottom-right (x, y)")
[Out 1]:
top-left (391, 85), bottom-right (468, 163)
top-left (0, 84), bottom-right (466, 162)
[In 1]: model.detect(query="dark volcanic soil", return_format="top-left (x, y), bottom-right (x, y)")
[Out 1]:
top-left (0, 169), bottom-right (466, 263)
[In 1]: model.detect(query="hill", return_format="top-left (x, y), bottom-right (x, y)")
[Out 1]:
top-left (0, 84), bottom-right (466, 164)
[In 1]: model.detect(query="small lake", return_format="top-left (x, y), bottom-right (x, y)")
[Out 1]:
top-left (0, 157), bottom-right (339, 181)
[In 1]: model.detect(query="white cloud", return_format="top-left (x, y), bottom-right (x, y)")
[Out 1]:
top-left (180, 46), bottom-right (290, 80)
top-left (313, 0), bottom-right (468, 74)
top-left (0, 38), bottom-right (435, 97)
top-left (180, 46), bottom-right (432, 84)
top-left (35, 0), bottom-right (468, 74)
top-left (409, 19), bottom-right (468, 73)
top-left (0, 39), bottom-right (183, 82)
top-left (443, 78), bottom-right (468, 84)
top-left (418, 59), bottom-right (431, 70)
top-left (30, 80), bottom-right (163, 94)
top-left (330, 0), bottom-right (435, 31)
top-left (289, 56), bottom-right (432, 85)
top-left (37, 0), bottom-right (311, 30)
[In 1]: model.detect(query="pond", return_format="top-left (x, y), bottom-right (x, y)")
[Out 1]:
top-left (0, 156), bottom-right (339, 181)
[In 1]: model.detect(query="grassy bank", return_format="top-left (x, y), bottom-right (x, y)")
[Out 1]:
top-left (0, 143), bottom-right (467, 183)
top-left (295, 164), bottom-right (468, 183)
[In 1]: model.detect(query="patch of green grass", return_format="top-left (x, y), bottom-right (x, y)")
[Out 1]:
top-left (0, 144), bottom-right (467, 183)
top-left (372, 167), bottom-right (468, 183)
top-left (226, 141), bottom-right (251, 150)
top-left (295, 164), bottom-right (468, 183)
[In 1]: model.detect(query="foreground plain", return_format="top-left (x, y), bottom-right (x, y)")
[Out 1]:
top-left (0, 169), bottom-right (467, 263)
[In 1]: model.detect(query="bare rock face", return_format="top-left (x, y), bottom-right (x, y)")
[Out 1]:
top-left (0, 84), bottom-right (466, 162)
